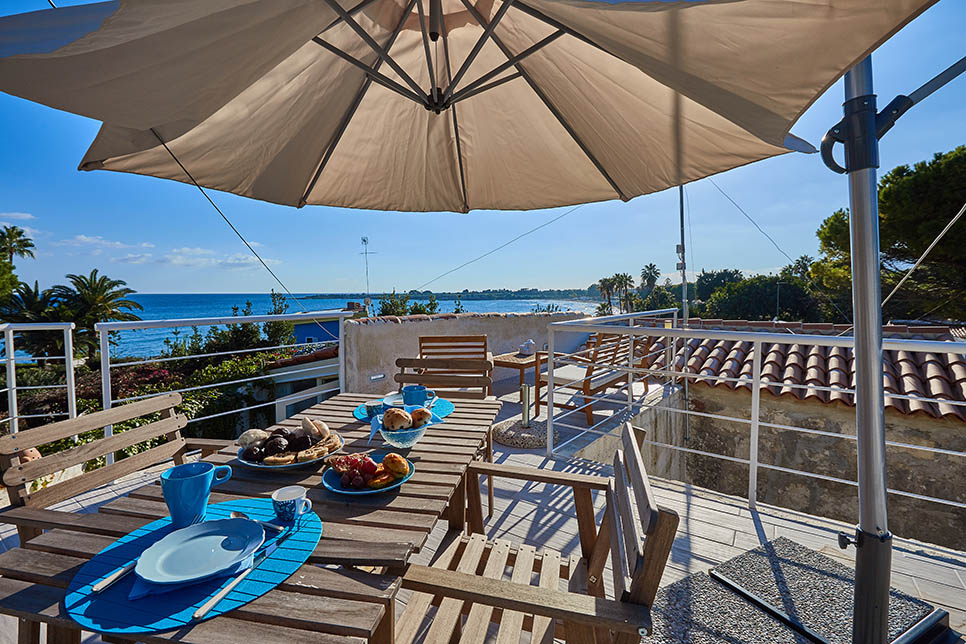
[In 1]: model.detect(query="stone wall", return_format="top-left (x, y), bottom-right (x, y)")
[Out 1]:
top-left (342, 311), bottom-right (588, 394)
top-left (582, 385), bottom-right (966, 550)
top-left (685, 386), bottom-right (966, 550)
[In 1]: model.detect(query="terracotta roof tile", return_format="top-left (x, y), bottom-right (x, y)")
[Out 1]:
top-left (635, 319), bottom-right (966, 423)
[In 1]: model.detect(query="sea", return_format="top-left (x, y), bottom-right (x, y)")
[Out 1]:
top-left (114, 293), bottom-right (597, 358)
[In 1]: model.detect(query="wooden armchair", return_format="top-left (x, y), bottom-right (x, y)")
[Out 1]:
top-left (0, 393), bottom-right (221, 545)
top-left (535, 333), bottom-right (645, 426)
top-left (396, 422), bottom-right (679, 644)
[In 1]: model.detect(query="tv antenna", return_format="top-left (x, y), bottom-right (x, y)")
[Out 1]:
top-left (360, 237), bottom-right (376, 315)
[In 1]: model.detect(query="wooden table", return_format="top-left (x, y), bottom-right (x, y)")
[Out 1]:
top-left (492, 351), bottom-right (540, 396)
top-left (0, 393), bottom-right (501, 644)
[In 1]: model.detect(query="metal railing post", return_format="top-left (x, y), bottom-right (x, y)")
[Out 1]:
top-left (627, 315), bottom-right (635, 411)
top-left (64, 325), bottom-right (77, 419)
top-left (4, 328), bottom-right (17, 434)
top-left (546, 326), bottom-right (555, 458)
top-left (98, 329), bottom-right (114, 465)
top-left (748, 340), bottom-right (762, 509)
top-left (337, 314), bottom-right (346, 393)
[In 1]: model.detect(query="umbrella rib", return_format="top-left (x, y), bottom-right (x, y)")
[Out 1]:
top-left (300, 0), bottom-right (418, 206)
top-left (449, 71), bottom-right (522, 106)
top-left (441, 0), bottom-right (514, 104)
top-left (318, 0), bottom-right (381, 36)
top-left (460, 0), bottom-right (626, 201)
top-left (449, 30), bottom-right (562, 104)
top-left (319, 0), bottom-right (427, 100)
top-left (440, 11), bottom-right (469, 212)
top-left (415, 0), bottom-right (438, 104)
top-left (312, 36), bottom-right (425, 105)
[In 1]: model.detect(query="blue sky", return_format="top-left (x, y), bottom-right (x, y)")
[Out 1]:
top-left (1, 1), bottom-right (964, 295)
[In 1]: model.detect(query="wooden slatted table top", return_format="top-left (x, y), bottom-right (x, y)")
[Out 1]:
top-left (0, 392), bottom-right (501, 643)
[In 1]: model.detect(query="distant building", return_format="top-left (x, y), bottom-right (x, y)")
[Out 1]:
top-left (292, 303), bottom-right (365, 344)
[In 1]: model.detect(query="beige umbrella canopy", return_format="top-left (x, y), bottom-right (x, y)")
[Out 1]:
top-left (0, 0), bottom-right (934, 212)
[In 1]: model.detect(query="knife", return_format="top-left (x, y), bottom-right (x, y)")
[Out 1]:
top-left (192, 530), bottom-right (292, 620)
top-left (91, 561), bottom-right (137, 594)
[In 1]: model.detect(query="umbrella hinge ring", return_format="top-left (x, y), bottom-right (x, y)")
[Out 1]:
top-left (424, 88), bottom-right (450, 114)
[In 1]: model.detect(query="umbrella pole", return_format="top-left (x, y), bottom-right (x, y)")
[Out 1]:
top-left (841, 55), bottom-right (892, 644)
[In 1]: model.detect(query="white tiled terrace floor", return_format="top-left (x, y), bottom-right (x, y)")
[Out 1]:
top-left (1, 377), bottom-right (963, 641)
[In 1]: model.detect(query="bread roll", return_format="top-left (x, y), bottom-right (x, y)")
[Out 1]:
top-left (382, 452), bottom-right (409, 477)
top-left (382, 408), bottom-right (412, 431)
top-left (410, 407), bottom-right (432, 429)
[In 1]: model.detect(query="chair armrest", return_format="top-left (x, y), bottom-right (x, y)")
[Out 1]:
top-left (467, 461), bottom-right (608, 491)
top-left (402, 564), bottom-right (649, 635)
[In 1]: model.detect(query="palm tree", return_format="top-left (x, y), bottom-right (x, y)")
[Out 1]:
top-left (0, 226), bottom-right (35, 266)
top-left (613, 272), bottom-right (635, 312)
top-left (3, 281), bottom-right (63, 361)
top-left (640, 263), bottom-right (660, 293)
top-left (52, 269), bottom-right (143, 356)
top-left (596, 276), bottom-right (615, 314)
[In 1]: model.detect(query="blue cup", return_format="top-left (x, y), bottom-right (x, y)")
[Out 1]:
top-left (160, 462), bottom-right (231, 529)
top-left (272, 485), bottom-right (312, 523)
top-left (402, 385), bottom-right (437, 407)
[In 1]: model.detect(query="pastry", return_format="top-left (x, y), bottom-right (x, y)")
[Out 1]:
top-left (263, 452), bottom-right (297, 466)
top-left (237, 429), bottom-right (269, 448)
top-left (382, 408), bottom-right (412, 431)
top-left (310, 419), bottom-right (331, 439)
top-left (263, 436), bottom-right (289, 456)
top-left (382, 453), bottom-right (409, 477)
top-left (367, 470), bottom-right (396, 488)
top-left (242, 441), bottom-right (265, 462)
top-left (410, 407), bottom-right (432, 429)
top-left (288, 432), bottom-right (313, 452)
top-left (297, 443), bottom-right (330, 462)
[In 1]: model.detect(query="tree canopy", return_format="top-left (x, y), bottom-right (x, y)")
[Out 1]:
top-left (812, 145), bottom-right (966, 320)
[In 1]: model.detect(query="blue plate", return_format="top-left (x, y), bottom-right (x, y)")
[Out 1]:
top-left (235, 433), bottom-right (344, 470)
top-left (135, 518), bottom-right (264, 585)
top-left (321, 452), bottom-right (415, 495)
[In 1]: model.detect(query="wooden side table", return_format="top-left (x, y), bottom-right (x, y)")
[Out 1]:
top-left (492, 351), bottom-right (540, 397)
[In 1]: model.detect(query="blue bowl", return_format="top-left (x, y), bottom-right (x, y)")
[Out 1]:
top-left (372, 405), bottom-right (442, 448)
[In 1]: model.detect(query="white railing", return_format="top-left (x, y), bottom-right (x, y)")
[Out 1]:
top-left (95, 310), bottom-right (352, 464)
top-left (544, 314), bottom-right (966, 513)
top-left (1, 322), bottom-right (77, 434)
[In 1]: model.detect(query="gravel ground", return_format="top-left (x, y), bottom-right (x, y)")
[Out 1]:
top-left (711, 537), bottom-right (933, 644)
top-left (491, 418), bottom-right (558, 449)
top-left (649, 572), bottom-right (812, 643)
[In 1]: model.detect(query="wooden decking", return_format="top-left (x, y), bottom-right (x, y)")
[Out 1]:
top-left (1, 446), bottom-right (963, 642)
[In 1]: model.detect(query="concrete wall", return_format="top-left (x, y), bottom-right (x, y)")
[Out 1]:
top-left (579, 384), bottom-right (966, 550)
top-left (342, 311), bottom-right (588, 395)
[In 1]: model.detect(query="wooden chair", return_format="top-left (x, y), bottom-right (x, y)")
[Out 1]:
top-left (0, 392), bottom-right (216, 546)
top-left (395, 336), bottom-right (496, 517)
top-left (394, 335), bottom-right (494, 399)
top-left (396, 422), bottom-right (679, 644)
top-left (535, 333), bottom-right (644, 426)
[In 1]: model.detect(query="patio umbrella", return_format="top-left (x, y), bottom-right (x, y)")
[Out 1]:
top-left (0, 2), bottom-right (950, 643)
top-left (0, 0), bottom-right (934, 212)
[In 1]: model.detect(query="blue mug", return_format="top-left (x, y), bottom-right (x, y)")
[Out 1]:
top-left (272, 485), bottom-right (312, 523)
top-left (402, 385), bottom-right (437, 407)
top-left (160, 462), bottom-right (232, 528)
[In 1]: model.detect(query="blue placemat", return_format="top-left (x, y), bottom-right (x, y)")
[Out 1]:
top-left (353, 397), bottom-right (455, 421)
top-left (64, 499), bottom-right (321, 634)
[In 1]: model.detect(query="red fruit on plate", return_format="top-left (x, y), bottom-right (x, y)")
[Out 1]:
top-left (341, 473), bottom-right (351, 487)
top-left (351, 475), bottom-right (365, 489)
top-left (360, 459), bottom-right (378, 475)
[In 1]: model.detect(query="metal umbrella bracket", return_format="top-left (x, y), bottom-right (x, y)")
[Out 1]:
top-left (821, 54), bottom-right (966, 644)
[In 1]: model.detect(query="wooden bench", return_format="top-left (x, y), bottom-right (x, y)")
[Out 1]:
top-left (0, 392), bottom-right (224, 545)
top-left (396, 421), bottom-right (679, 644)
